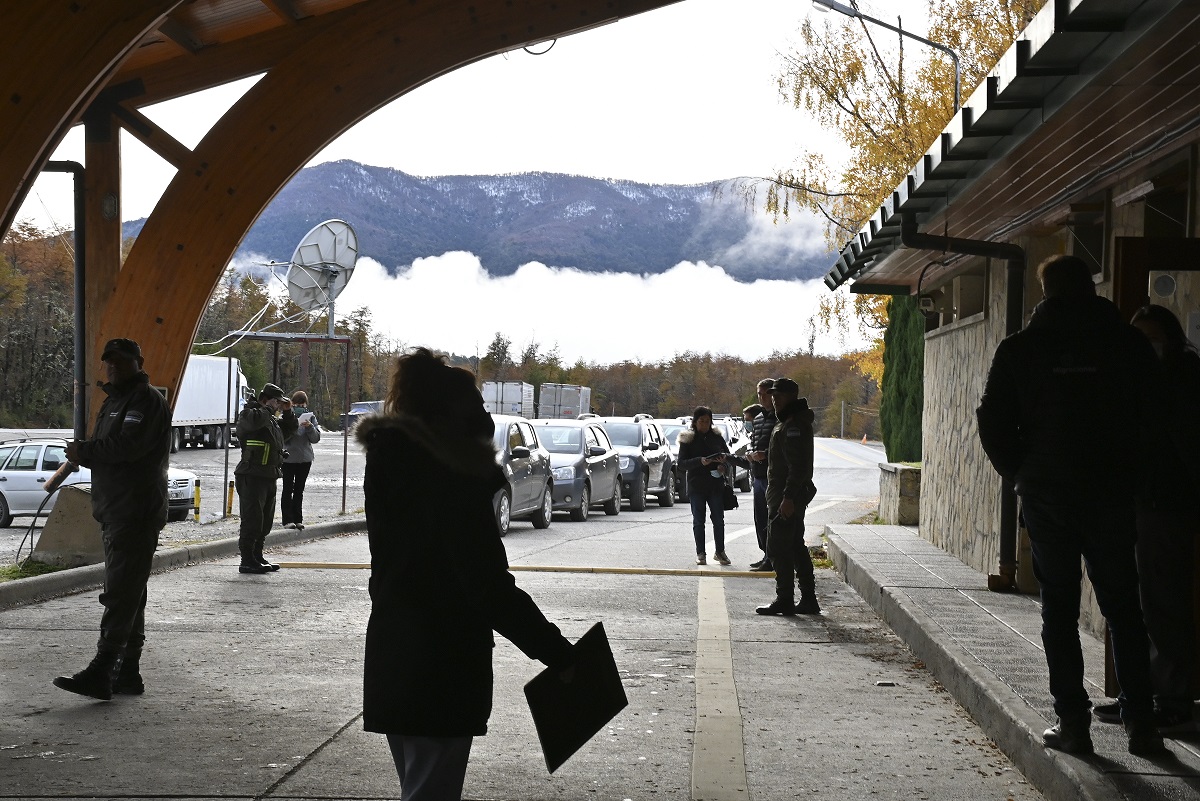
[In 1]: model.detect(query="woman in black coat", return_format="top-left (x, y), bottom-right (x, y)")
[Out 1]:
top-left (356, 348), bottom-right (574, 800)
top-left (676, 406), bottom-right (743, 566)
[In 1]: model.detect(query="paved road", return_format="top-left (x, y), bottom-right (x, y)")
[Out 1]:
top-left (0, 433), bottom-right (1041, 800)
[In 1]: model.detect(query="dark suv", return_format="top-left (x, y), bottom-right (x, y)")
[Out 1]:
top-left (595, 416), bottom-right (675, 511)
top-left (490, 415), bottom-right (553, 536)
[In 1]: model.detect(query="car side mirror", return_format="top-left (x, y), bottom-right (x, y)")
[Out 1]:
top-left (588, 446), bottom-right (607, 457)
top-left (645, 441), bottom-right (660, 451)
top-left (511, 446), bottom-right (531, 459)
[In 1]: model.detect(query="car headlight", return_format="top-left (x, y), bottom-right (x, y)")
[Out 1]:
top-left (552, 466), bottom-right (576, 481)
top-left (618, 456), bottom-right (631, 471)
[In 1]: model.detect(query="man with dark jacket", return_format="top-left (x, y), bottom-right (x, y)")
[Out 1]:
top-left (977, 254), bottom-right (1163, 756)
top-left (756, 377), bottom-right (820, 616)
top-left (235, 383), bottom-right (298, 574)
top-left (747, 378), bottom-right (777, 571)
top-left (55, 338), bottom-right (170, 700)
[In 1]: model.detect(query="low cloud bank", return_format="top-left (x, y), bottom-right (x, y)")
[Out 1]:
top-left (326, 252), bottom-right (869, 364)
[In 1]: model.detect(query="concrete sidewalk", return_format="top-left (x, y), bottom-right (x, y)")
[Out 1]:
top-left (826, 523), bottom-right (1200, 801)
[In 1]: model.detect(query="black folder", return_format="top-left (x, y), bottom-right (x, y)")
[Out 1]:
top-left (524, 621), bottom-right (628, 773)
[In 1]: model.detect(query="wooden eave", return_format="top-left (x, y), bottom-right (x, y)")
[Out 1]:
top-left (827, 0), bottom-right (1200, 294)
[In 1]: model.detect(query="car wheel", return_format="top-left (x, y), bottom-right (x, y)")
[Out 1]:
top-left (532, 484), bottom-right (553, 529)
top-left (496, 490), bottom-right (511, 537)
top-left (214, 425), bottom-right (227, 449)
top-left (0, 493), bottom-right (12, 528)
top-left (737, 470), bottom-right (751, 493)
top-left (629, 473), bottom-right (648, 512)
top-left (603, 478), bottom-right (621, 516)
top-left (658, 469), bottom-right (676, 507)
top-left (569, 484), bottom-right (589, 522)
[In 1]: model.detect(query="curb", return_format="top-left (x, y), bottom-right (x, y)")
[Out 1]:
top-left (825, 528), bottom-right (1122, 801)
top-left (0, 517), bottom-right (367, 610)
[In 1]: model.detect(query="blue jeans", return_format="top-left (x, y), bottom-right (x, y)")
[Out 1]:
top-left (689, 488), bottom-right (725, 554)
top-left (1022, 497), bottom-right (1154, 722)
top-left (752, 477), bottom-right (768, 554)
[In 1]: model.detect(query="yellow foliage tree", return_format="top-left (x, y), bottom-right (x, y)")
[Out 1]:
top-left (767, 0), bottom-right (1039, 385)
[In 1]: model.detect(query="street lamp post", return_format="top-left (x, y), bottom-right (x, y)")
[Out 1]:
top-left (812, 0), bottom-right (961, 113)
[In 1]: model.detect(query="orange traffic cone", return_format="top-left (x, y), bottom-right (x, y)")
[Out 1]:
top-left (861, 434), bottom-right (868, 445)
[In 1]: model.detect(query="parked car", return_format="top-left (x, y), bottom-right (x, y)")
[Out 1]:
top-left (340, 400), bottom-right (383, 432)
top-left (595, 417), bottom-right (675, 511)
top-left (712, 416), bottom-right (753, 492)
top-left (0, 437), bottom-right (198, 526)
top-left (653, 419), bottom-right (689, 502)
top-left (490, 414), bottom-right (553, 536)
top-left (530, 418), bottom-right (621, 521)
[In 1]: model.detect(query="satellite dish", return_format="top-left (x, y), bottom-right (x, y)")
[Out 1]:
top-left (285, 219), bottom-right (359, 312)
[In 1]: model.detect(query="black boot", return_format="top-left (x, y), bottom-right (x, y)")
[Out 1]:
top-left (53, 649), bottom-right (122, 700)
top-left (255, 542), bottom-right (280, 572)
top-left (795, 582), bottom-right (821, 614)
top-left (755, 597), bottom-right (796, 616)
top-left (113, 648), bottom-right (145, 695)
top-left (1043, 713), bottom-right (1094, 754)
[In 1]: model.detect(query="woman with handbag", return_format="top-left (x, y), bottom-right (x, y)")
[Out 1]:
top-left (676, 406), bottom-right (747, 566)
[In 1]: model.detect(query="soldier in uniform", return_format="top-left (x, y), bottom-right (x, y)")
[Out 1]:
top-left (756, 377), bottom-right (820, 616)
top-left (234, 383), bottom-right (298, 574)
top-left (55, 338), bottom-right (171, 700)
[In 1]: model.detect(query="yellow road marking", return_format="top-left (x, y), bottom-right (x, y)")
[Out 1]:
top-left (274, 562), bottom-right (774, 578)
top-left (693, 577), bottom-right (749, 799)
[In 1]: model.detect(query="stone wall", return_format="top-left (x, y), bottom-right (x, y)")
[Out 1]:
top-left (918, 261), bottom-right (1007, 574)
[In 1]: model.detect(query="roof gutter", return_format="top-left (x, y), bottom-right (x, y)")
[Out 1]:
top-left (899, 213), bottom-right (1023, 593)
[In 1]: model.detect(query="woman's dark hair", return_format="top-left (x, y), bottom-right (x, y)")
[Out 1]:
top-left (1130, 304), bottom-right (1192, 357)
top-left (291, 390), bottom-right (308, 405)
top-left (385, 347), bottom-right (478, 421)
top-left (690, 405), bottom-right (713, 431)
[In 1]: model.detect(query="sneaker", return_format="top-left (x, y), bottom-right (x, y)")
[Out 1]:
top-left (749, 560), bottom-right (774, 573)
top-left (1127, 719), bottom-right (1168, 755)
top-left (1043, 718), bottom-right (1094, 755)
top-left (695, 554), bottom-right (706, 566)
top-left (1092, 701), bottom-right (1121, 724)
top-left (714, 551), bottom-right (731, 566)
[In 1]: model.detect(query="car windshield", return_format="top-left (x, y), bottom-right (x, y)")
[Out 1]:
top-left (604, 423), bottom-right (641, 447)
top-left (538, 426), bottom-right (582, 454)
top-left (658, 424), bottom-right (685, 446)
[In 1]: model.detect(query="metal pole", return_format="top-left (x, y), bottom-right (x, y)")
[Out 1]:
top-left (223, 356), bottom-right (233, 518)
top-left (342, 339), bottom-right (350, 516)
top-left (840, 401), bottom-right (845, 439)
top-left (44, 161), bottom-right (86, 439)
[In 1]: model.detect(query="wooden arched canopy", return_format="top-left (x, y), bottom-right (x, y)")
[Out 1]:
top-left (0, 0), bottom-right (680, 412)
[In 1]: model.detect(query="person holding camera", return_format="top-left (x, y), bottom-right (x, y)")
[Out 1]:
top-left (234, 383), bottom-right (298, 574)
top-left (676, 406), bottom-right (737, 566)
top-left (281, 390), bottom-right (321, 530)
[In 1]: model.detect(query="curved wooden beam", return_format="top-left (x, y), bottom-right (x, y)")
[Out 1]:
top-left (99, 0), bottom-right (680, 405)
top-left (0, 2), bottom-right (180, 234)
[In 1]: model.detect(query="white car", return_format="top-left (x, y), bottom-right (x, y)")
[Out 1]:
top-left (0, 438), bottom-right (197, 526)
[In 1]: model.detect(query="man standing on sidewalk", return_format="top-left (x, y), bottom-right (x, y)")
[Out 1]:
top-left (235, 383), bottom-right (298, 574)
top-left (977, 254), bottom-right (1164, 756)
top-left (756, 377), bottom-right (820, 616)
top-left (747, 378), bottom-right (776, 572)
top-left (55, 338), bottom-right (170, 700)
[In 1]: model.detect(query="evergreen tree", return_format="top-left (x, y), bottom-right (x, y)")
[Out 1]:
top-left (879, 296), bottom-right (924, 462)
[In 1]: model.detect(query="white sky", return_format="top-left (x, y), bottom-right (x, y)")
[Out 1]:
top-left (18, 0), bottom-right (933, 363)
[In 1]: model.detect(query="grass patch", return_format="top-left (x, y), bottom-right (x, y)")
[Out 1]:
top-left (810, 545), bottom-right (833, 570)
top-left (0, 560), bottom-right (68, 583)
top-left (847, 511), bottom-right (886, 525)
top-left (898, 461), bottom-right (922, 468)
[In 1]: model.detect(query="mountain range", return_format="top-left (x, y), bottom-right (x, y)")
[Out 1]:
top-left (123, 160), bottom-right (833, 282)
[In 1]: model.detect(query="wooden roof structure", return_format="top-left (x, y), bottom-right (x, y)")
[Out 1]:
top-left (1, 0), bottom-right (679, 410)
top-left (825, 0), bottom-right (1200, 294)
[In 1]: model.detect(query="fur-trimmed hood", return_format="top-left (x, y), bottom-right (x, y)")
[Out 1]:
top-left (355, 412), bottom-right (500, 479)
top-left (678, 429), bottom-right (695, 445)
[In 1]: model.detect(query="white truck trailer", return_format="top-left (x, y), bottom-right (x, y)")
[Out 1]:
top-left (537, 383), bottom-right (592, 419)
top-left (481, 381), bottom-right (534, 418)
top-left (171, 354), bottom-right (251, 452)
